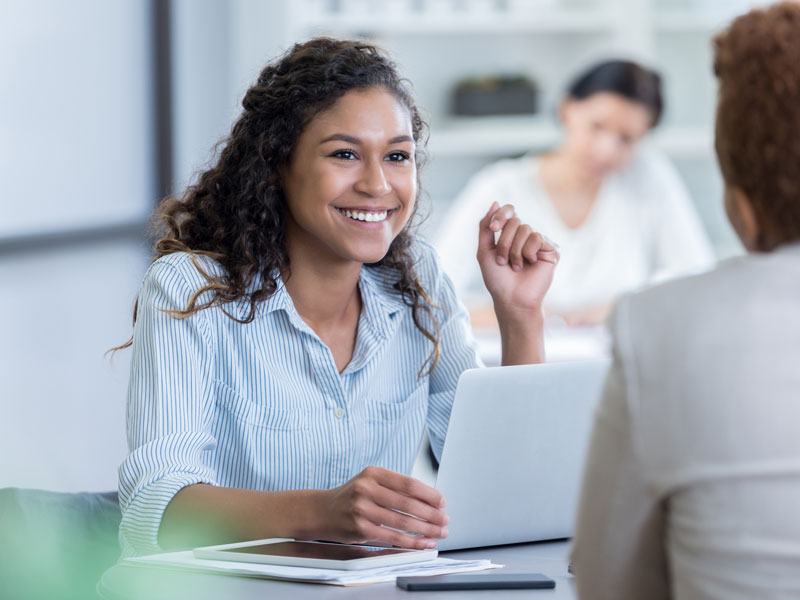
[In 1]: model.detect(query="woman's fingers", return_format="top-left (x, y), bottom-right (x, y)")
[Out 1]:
top-left (529, 235), bottom-right (560, 265)
top-left (488, 203), bottom-right (517, 233)
top-left (368, 502), bottom-right (448, 541)
top-left (370, 467), bottom-right (446, 510)
top-left (478, 201), bottom-right (502, 253)
top-left (371, 486), bottom-right (449, 528)
top-left (494, 216), bottom-right (521, 265)
top-left (511, 225), bottom-right (537, 270)
top-left (340, 467), bottom-right (449, 547)
top-left (536, 250), bottom-right (560, 265)
top-left (359, 521), bottom-right (438, 550)
top-left (479, 203), bottom-right (516, 250)
top-left (477, 202), bottom-right (558, 269)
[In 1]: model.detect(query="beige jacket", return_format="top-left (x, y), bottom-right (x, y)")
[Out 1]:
top-left (571, 242), bottom-right (800, 600)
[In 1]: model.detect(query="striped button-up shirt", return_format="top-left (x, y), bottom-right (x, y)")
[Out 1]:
top-left (118, 240), bottom-right (482, 555)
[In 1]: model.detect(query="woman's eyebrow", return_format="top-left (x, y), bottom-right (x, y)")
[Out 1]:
top-left (319, 133), bottom-right (413, 145)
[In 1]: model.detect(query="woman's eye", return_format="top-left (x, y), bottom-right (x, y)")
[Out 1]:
top-left (386, 152), bottom-right (410, 162)
top-left (331, 150), bottom-right (357, 160)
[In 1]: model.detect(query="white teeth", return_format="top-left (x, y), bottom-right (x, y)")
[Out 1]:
top-left (338, 208), bottom-right (389, 223)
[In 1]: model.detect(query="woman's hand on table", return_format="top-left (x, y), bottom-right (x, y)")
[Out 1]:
top-left (316, 466), bottom-right (449, 549)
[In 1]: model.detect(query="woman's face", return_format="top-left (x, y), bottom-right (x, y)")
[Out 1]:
top-left (560, 92), bottom-right (653, 181)
top-left (282, 86), bottom-right (417, 267)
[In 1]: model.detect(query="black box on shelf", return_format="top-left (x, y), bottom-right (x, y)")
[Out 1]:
top-left (452, 75), bottom-right (539, 116)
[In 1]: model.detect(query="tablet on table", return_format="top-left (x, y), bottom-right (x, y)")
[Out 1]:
top-left (193, 538), bottom-right (438, 571)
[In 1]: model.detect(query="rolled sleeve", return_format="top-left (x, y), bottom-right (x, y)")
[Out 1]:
top-left (118, 258), bottom-right (217, 556)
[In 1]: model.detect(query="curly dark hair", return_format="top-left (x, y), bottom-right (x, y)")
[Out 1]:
top-left (714, 2), bottom-right (800, 250)
top-left (119, 38), bottom-right (442, 373)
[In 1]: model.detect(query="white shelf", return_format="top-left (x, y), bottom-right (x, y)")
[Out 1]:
top-left (300, 11), bottom-right (617, 36)
top-left (655, 11), bottom-right (731, 32)
top-left (429, 116), bottom-right (713, 159)
top-left (430, 116), bottom-right (558, 157)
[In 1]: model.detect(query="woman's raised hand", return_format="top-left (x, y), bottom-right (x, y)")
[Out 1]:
top-left (477, 201), bottom-right (559, 315)
top-left (318, 466), bottom-right (449, 549)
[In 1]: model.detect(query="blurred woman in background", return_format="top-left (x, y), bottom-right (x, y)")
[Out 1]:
top-left (437, 60), bottom-right (713, 327)
top-left (572, 3), bottom-right (800, 598)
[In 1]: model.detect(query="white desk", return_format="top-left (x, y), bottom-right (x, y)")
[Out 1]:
top-left (97, 540), bottom-right (576, 599)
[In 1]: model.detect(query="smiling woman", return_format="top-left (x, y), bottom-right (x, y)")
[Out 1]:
top-left (116, 38), bottom-right (558, 558)
top-left (283, 88), bottom-right (417, 271)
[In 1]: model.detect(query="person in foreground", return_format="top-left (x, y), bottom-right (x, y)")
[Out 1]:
top-left (117, 38), bottom-right (558, 557)
top-left (437, 59), bottom-right (713, 328)
top-left (571, 3), bottom-right (800, 598)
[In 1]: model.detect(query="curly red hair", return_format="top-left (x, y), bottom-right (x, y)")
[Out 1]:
top-left (714, 1), bottom-right (800, 250)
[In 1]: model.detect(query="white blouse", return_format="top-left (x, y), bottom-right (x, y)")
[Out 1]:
top-left (436, 147), bottom-right (714, 313)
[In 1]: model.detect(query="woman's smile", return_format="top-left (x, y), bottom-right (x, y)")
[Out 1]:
top-left (334, 206), bottom-right (395, 225)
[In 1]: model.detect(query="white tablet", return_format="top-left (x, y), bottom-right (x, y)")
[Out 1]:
top-left (193, 538), bottom-right (438, 570)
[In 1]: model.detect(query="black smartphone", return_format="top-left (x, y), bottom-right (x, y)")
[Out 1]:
top-left (396, 572), bottom-right (556, 591)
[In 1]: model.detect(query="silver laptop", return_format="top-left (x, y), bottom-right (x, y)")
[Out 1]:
top-left (434, 359), bottom-right (611, 551)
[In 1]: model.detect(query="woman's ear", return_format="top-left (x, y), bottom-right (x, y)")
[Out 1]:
top-left (557, 98), bottom-right (572, 125)
top-left (724, 185), bottom-right (760, 251)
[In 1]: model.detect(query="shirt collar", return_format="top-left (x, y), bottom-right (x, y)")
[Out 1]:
top-left (258, 274), bottom-right (291, 317)
top-left (255, 266), bottom-right (408, 338)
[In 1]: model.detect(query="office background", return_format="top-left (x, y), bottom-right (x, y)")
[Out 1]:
top-left (1, 0), bottom-right (759, 493)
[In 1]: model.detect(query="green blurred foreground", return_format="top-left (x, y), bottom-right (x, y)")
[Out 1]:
top-left (0, 488), bottom-right (121, 600)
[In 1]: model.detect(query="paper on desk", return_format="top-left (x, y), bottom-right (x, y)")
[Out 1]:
top-left (123, 551), bottom-right (501, 586)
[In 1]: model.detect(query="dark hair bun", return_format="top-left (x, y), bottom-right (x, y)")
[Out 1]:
top-left (567, 60), bottom-right (663, 128)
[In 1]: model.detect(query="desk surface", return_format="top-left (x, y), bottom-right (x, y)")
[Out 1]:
top-left (98, 540), bottom-right (575, 599)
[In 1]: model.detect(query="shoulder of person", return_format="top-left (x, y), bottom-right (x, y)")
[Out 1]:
top-left (139, 253), bottom-right (233, 316)
top-left (144, 251), bottom-right (226, 289)
top-left (612, 250), bottom-right (769, 340)
top-left (140, 252), bottom-right (261, 323)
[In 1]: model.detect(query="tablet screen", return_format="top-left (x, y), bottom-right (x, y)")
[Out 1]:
top-left (220, 541), bottom-right (416, 561)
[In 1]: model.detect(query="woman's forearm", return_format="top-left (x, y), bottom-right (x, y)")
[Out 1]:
top-left (158, 465), bottom-right (449, 551)
top-left (496, 304), bottom-right (546, 365)
top-left (158, 483), bottom-right (326, 550)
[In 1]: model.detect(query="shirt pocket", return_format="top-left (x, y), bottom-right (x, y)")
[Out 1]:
top-left (214, 379), bottom-right (307, 430)
top-left (360, 381), bottom-right (429, 474)
top-left (366, 380), bottom-right (428, 420)
top-left (211, 379), bottom-right (313, 490)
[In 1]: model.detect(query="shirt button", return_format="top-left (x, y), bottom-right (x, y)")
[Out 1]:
top-left (334, 407), bottom-right (345, 420)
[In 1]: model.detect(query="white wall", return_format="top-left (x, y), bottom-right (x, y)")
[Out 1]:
top-left (0, 241), bottom-right (148, 491)
top-left (170, 0), bottom-right (290, 192)
top-left (0, 0), bottom-right (153, 492)
top-left (0, 0), bottom-right (153, 237)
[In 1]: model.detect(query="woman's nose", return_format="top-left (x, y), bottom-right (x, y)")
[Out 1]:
top-left (593, 132), bottom-right (625, 166)
top-left (355, 159), bottom-right (391, 197)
